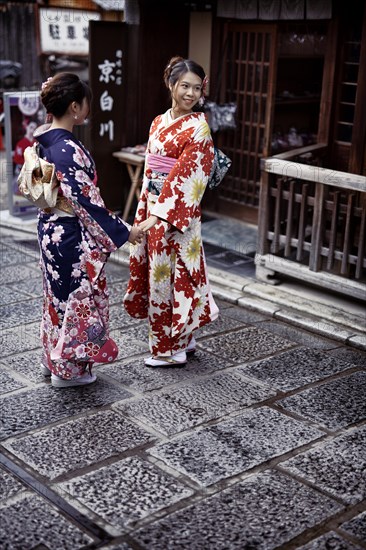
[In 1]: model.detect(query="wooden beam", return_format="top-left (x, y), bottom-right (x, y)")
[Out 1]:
top-left (264, 158), bottom-right (366, 192)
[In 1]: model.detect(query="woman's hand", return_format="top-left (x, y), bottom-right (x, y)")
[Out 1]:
top-left (128, 225), bottom-right (144, 244)
top-left (139, 215), bottom-right (159, 233)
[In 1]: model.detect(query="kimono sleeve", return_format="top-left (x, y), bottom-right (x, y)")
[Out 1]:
top-left (150, 119), bottom-right (214, 233)
top-left (53, 141), bottom-right (130, 252)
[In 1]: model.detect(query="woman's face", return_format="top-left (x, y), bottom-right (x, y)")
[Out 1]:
top-left (171, 71), bottom-right (202, 115)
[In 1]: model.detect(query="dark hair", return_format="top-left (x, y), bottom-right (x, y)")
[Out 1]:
top-left (40, 72), bottom-right (92, 118)
top-left (163, 56), bottom-right (205, 90)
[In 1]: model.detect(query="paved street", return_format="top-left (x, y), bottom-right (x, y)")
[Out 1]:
top-left (0, 223), bottom-right (366, 549)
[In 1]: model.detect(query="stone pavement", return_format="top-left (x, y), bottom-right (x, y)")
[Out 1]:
top-left (1, 224), bottom-right (366, 550)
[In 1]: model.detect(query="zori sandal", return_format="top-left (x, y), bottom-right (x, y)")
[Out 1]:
top-left (145, 351), bottom-right (187, 367)
top-left (186, 337), bottom-right (196, 356)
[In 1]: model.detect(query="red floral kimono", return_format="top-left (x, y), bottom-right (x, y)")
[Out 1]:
top-left (124, 110), bottom-right (219, 356)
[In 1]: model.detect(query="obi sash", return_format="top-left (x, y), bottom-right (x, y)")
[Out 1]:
top-left (147, 152), bottom-right (177, 173)
top-left (147, 153), bottom-right (177, 195)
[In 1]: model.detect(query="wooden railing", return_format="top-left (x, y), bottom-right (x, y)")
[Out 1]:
top-left (257, 144), bottom-right (366, 300)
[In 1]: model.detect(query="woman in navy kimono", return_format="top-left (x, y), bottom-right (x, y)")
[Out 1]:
top-left (36, 73), bottom-right (142, 388)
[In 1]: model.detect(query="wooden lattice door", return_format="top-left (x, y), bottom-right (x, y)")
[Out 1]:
top-left (212, 23), bottom-right (277, 223)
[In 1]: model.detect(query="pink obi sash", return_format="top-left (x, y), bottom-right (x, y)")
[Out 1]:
top-left (147, 152), bottom-right (177, 173)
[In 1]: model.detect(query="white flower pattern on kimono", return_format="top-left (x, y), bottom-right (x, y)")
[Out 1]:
top-left (180, 234), bottom-right (201, 272)
top-left (47, 263), bottom-right (60, 280)
top-left (45, 249), bottom-right (54, 261)
top-left (42, 234), bottom-right (50, 249)
top-left (51, 225), bottom-right (65, 244)
top-left (61, 183), bottom-right (73, 199)
top-left (194, 120), bottom-right (212, 143)
top-left (75, 345), bottom-right (86, 358)
top-left (88, 186), bottom-right (105, 207)
top-left (151, 251), bottom-right (171, 284)
top-left (66, 140), bottom-right (92, 169)
top-left (180, 165), bottom-right (207, 207)
top-left (74, 169), bottom-right (93, 186)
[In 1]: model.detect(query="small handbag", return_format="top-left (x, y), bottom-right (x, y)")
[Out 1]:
top-left (205, 101), bottom-right (237, 133)
top-left (17, 143), bottom-right (59, 209)
top-left (208, 147), bottom-right (232, 189)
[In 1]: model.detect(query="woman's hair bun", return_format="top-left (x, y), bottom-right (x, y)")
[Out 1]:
top-left (163, 56), bottom-right (185, 88)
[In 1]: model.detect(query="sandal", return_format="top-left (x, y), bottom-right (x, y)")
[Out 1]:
top-left (186, 337), bottom-right (196, 357)
top-left (41, 364), bottom-right (51, 377)
top-left (145, 351), bottom-right (187, 367)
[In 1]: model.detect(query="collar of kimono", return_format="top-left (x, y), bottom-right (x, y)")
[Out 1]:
top-left (147, 152), bottom-right (177, 173)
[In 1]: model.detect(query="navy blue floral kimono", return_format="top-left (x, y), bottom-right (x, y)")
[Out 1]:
top-left (36, 128), bottom-right (129, 379)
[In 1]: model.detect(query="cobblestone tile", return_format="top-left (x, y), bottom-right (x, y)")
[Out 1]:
top-left (238, 347), bottom-right (355, 391)
top-left (58, 456), bottom-right (193, 529)
top-left (9, 277), bottom-right (43, 298)
top-left (0, 366), bottom-right (27, 394)
top-left (5, 350), bottom-right (47, 383)
top-left (195, 314), bottom-right (247, 337)
top-left (211, 298), bottom-right (233, 310)
top-left (108, 281), bottom-right (128, 305)
top-left (0, 379), bottom-right (132, 440)
top-left (99, 350), bottom-right (235, 392)
top-left (0, 286), bottom-right (27, 305)
top-left (278, 372), bottom-right (366, 430)
top-left (0, 494), bottom-right (93, 549)
top-left (202, 326), bottom-right (295, 363)
top-left (117, 373), bottom-right (276, 436)
top-left (148, 407), bottom-right (324, 486)
top-left (0, 243), bottom-right (37, 266)
top-left (298, 532), bottom-right (362, 549)
top-left (109, 304), bottom-right (146, 331)
top-left (0, 322), bottom-right (40, 357)
top-left (281, 426), bottom-right (366, 504)
top-left (110, 330), bottom-right (149, 359)
top-left (328, 347), bottom-right (366, 369)
top-left (0, 264), bottom-right (39, 285)
top-left (133, 470), bottom-right (342, 549)
top-left (222, 306), bottom-right (269, 323)
top-left (105, 261), bottom-right (130, 281)
top-left (340, 511), bottom-right (366, 544)
top-left (4, 411), bottom-right (154, 480)
top-left (0, 298), bottom-right (42, 329)
top-left (0, 467), bottom-right (27, 503)
top-left (257, 320), bottom-right (340, 350)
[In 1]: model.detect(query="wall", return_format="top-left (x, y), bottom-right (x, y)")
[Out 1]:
top-left (188, 12), bottom-right (212, 82)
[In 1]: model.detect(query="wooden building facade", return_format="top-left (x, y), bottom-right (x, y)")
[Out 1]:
top-left (1, 0), bottom-right (365, 297)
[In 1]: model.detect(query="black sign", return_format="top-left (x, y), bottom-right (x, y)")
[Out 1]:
top-left (89, 20), bottom-right (127, 210)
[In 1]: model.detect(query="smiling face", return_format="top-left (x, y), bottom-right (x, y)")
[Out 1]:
top-left (171, 71), bottom-right (203, 117)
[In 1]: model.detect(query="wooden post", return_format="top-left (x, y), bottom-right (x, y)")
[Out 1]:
top-left (309, 182), bottom-right (325, 272)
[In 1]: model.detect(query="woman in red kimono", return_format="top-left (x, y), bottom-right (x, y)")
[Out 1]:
top-left (36, 73), bottom-right (142, 387)
top-left (124, 57), bottom-right (219, 367)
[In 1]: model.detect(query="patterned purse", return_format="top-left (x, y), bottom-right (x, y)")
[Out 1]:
top-left (208, 147), bottom-right (232, 189)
